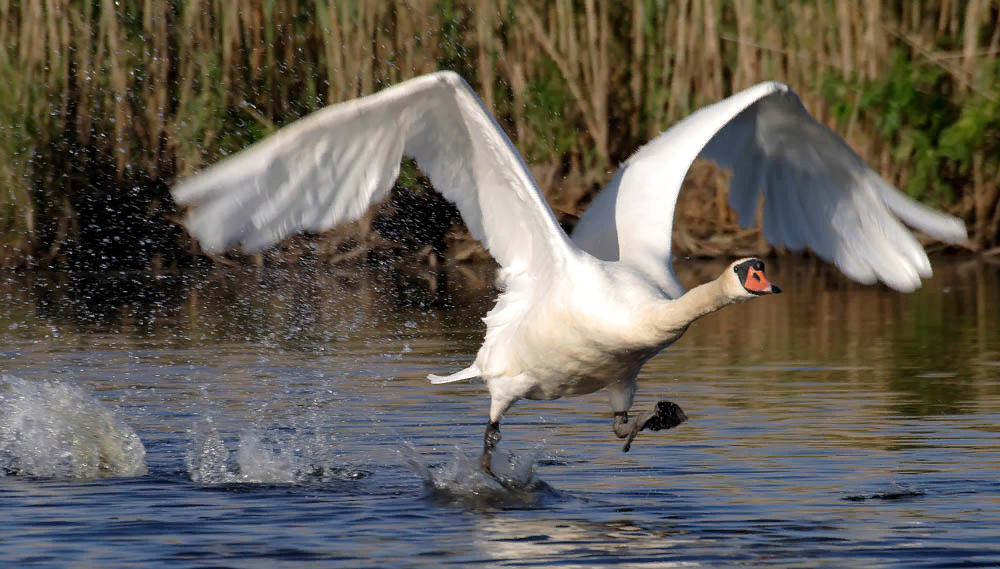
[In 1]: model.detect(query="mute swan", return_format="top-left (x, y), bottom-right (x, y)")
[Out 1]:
top-left (172, 72), bottom-right (966, 473)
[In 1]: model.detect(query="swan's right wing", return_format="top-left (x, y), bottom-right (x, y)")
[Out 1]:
top-left (699, 85), bottom-right (967, 291)
top-left (173, 71), bottom-right (575, 275)
top-left (572, 82), bottom-right (966, 293)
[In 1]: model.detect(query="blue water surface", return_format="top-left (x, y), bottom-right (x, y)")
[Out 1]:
top-left (1, 259), bottom-right (999, 568)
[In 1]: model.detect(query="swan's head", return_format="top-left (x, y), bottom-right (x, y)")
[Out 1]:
top-left (723, 257), bottom-right (781, 301)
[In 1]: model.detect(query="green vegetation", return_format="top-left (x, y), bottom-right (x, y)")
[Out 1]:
top-left (0, 0), bottom-right (997, 269)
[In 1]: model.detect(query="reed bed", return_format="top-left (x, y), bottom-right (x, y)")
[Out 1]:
top-left (0, 0), bottom-right (997, 269)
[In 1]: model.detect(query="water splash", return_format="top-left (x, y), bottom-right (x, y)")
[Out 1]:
top-left (0, 375), bottom-right (146, 478)
top-left (402, 444), bottom-right (560, 509)
top-left (186, 422), bottom-right (369, 484)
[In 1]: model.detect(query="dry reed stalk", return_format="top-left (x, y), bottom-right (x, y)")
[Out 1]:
top-left (961, 0), bottom-right (987, 92)
top-left (666, 0), bottom-right (692, 122)
top-left (518, 0), bottom-right (611, 167)
top-left (476, 0), bottom-right (495, 112)
top-left (629, 0), bottom-right (643, 138)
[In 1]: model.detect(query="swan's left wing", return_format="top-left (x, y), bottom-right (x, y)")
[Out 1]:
top-left (571, 82), bottom-right (967, 293)
top-left (172, 71), bottom-right (575, 277)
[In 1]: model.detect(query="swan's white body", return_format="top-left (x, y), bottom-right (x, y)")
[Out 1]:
top-left (173, 71), bottom-right (966, 431)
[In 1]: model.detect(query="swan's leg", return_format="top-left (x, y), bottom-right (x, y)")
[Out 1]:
top-left (612, 412), bottom-right (633, 438)
top-left (481, 421), bottom-right (501, 474)
top-left (609, 379), bottom-right (638, 441)
top-left (482, 384), bottom-right (520, 476)
top-left (608, 379), bottom-right (686, 451)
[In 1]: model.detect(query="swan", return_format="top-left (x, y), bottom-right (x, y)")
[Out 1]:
top-left (172, 71), bottom-right (966, 474)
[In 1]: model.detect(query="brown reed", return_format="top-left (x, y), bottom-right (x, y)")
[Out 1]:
top-left (0, 0), bottom-right (996, 268)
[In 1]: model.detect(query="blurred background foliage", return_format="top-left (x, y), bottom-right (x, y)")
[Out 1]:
top-left (0, 0), bottom-right (997, 270)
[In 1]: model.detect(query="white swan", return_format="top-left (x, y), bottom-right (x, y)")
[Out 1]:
top-left (172, 71), bottom-right (966, 472)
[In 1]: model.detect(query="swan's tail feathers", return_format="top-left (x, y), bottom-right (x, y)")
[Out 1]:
top-left (428, 365), bottom-right (481, 384)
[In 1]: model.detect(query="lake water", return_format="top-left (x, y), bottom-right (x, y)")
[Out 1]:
top-left (1, 258), bottom-right (999, 568)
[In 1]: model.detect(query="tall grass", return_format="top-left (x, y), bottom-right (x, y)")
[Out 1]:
top-left (0, 0), bottom-right (997, 268)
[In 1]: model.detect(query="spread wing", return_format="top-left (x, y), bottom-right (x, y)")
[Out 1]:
top-left (172, 71), bottom-right (575, 276)
top-left (571, 82), bottom-right (967, 293)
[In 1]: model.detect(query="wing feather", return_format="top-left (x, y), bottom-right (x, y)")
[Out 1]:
top-left (173, 71), bottom-right (575, 275)
top-left (571, 81), bottom-right (967, 292)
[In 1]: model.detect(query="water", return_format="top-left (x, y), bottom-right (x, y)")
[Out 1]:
top-left (1, 258), bottom-right (999, 568)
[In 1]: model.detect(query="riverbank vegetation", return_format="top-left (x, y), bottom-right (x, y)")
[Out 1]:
top-left (1, 0), bottom-right (997, 270)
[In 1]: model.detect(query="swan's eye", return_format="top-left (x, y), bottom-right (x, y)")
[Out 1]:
top-left (733, 266), bottom-right (739, 273)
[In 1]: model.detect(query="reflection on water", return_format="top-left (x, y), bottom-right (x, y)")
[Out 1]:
top-left (474, 516), bottom-right (695, 568)
top-left (0, 258), bottom-right (999, 568)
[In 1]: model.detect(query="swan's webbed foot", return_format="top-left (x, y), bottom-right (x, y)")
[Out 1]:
top-left (481, 421), bottom-right (501, 476)
top-left (613, 400), bottom-right (688, 452)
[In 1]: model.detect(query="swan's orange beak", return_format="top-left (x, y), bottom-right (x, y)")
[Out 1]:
top-left (743, 266), bottom-right (781, 294)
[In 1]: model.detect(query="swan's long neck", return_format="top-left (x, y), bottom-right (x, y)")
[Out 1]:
top-left (652, 277), bottom-right (733, 341)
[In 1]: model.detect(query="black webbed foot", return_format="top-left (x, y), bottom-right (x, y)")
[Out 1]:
top-left (640, 401), bottom-right (688, 432)
top-left (613, 400), bottom-right (688, 452)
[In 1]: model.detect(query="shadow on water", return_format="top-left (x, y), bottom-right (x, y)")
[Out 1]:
top-left (842, 482), bottom-right (927, 502)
